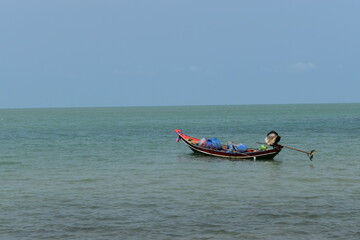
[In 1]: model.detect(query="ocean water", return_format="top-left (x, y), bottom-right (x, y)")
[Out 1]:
top-left (0, 104), bottom-right (359, 240)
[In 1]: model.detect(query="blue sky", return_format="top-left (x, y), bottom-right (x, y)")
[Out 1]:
top-left (1, 0), bottom-right (359, 108)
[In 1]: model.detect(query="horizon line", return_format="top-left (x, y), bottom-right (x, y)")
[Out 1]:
top-left (0, 102), bottom-right (358, 110)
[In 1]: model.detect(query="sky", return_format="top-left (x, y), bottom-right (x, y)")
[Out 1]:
top-left (1, 0), bottom-right (359, 108)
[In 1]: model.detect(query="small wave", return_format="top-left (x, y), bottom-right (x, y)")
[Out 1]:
top-left (67, 178), bottom-right (102, 184)
top-left (0, 161), bottom-right (23, 165)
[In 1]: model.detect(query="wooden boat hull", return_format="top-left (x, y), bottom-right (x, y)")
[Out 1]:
top-left (175, 129), bottom-right (282, 160)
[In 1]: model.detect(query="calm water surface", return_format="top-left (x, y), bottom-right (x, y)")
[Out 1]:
top-left (0, 104), bottom-right (359, 239)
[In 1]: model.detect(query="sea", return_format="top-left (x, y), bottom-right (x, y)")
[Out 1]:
top-left (0, 104), bottom-right (359, 240)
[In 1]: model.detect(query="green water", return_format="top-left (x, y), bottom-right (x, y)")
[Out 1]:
top-left (0, 104), bottom-right (359, 239)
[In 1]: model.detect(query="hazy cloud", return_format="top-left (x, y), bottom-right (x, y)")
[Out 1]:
top-left (262, 62), bottom-right (318, 73)
top-left (291, 62), bottom-right (318, 71)
top-left (189, 65), bottom-right (200, 71)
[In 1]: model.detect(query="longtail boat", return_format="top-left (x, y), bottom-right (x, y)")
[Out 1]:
top-left (175, 129), bottom-right (282, 160)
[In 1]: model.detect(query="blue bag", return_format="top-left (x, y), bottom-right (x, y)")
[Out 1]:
top-left (205, 138), bottom-right (222, 150)
top-left (228, 143), bottom-right (247, 152)
top-left (234, 144), bottom-right (247, 152)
